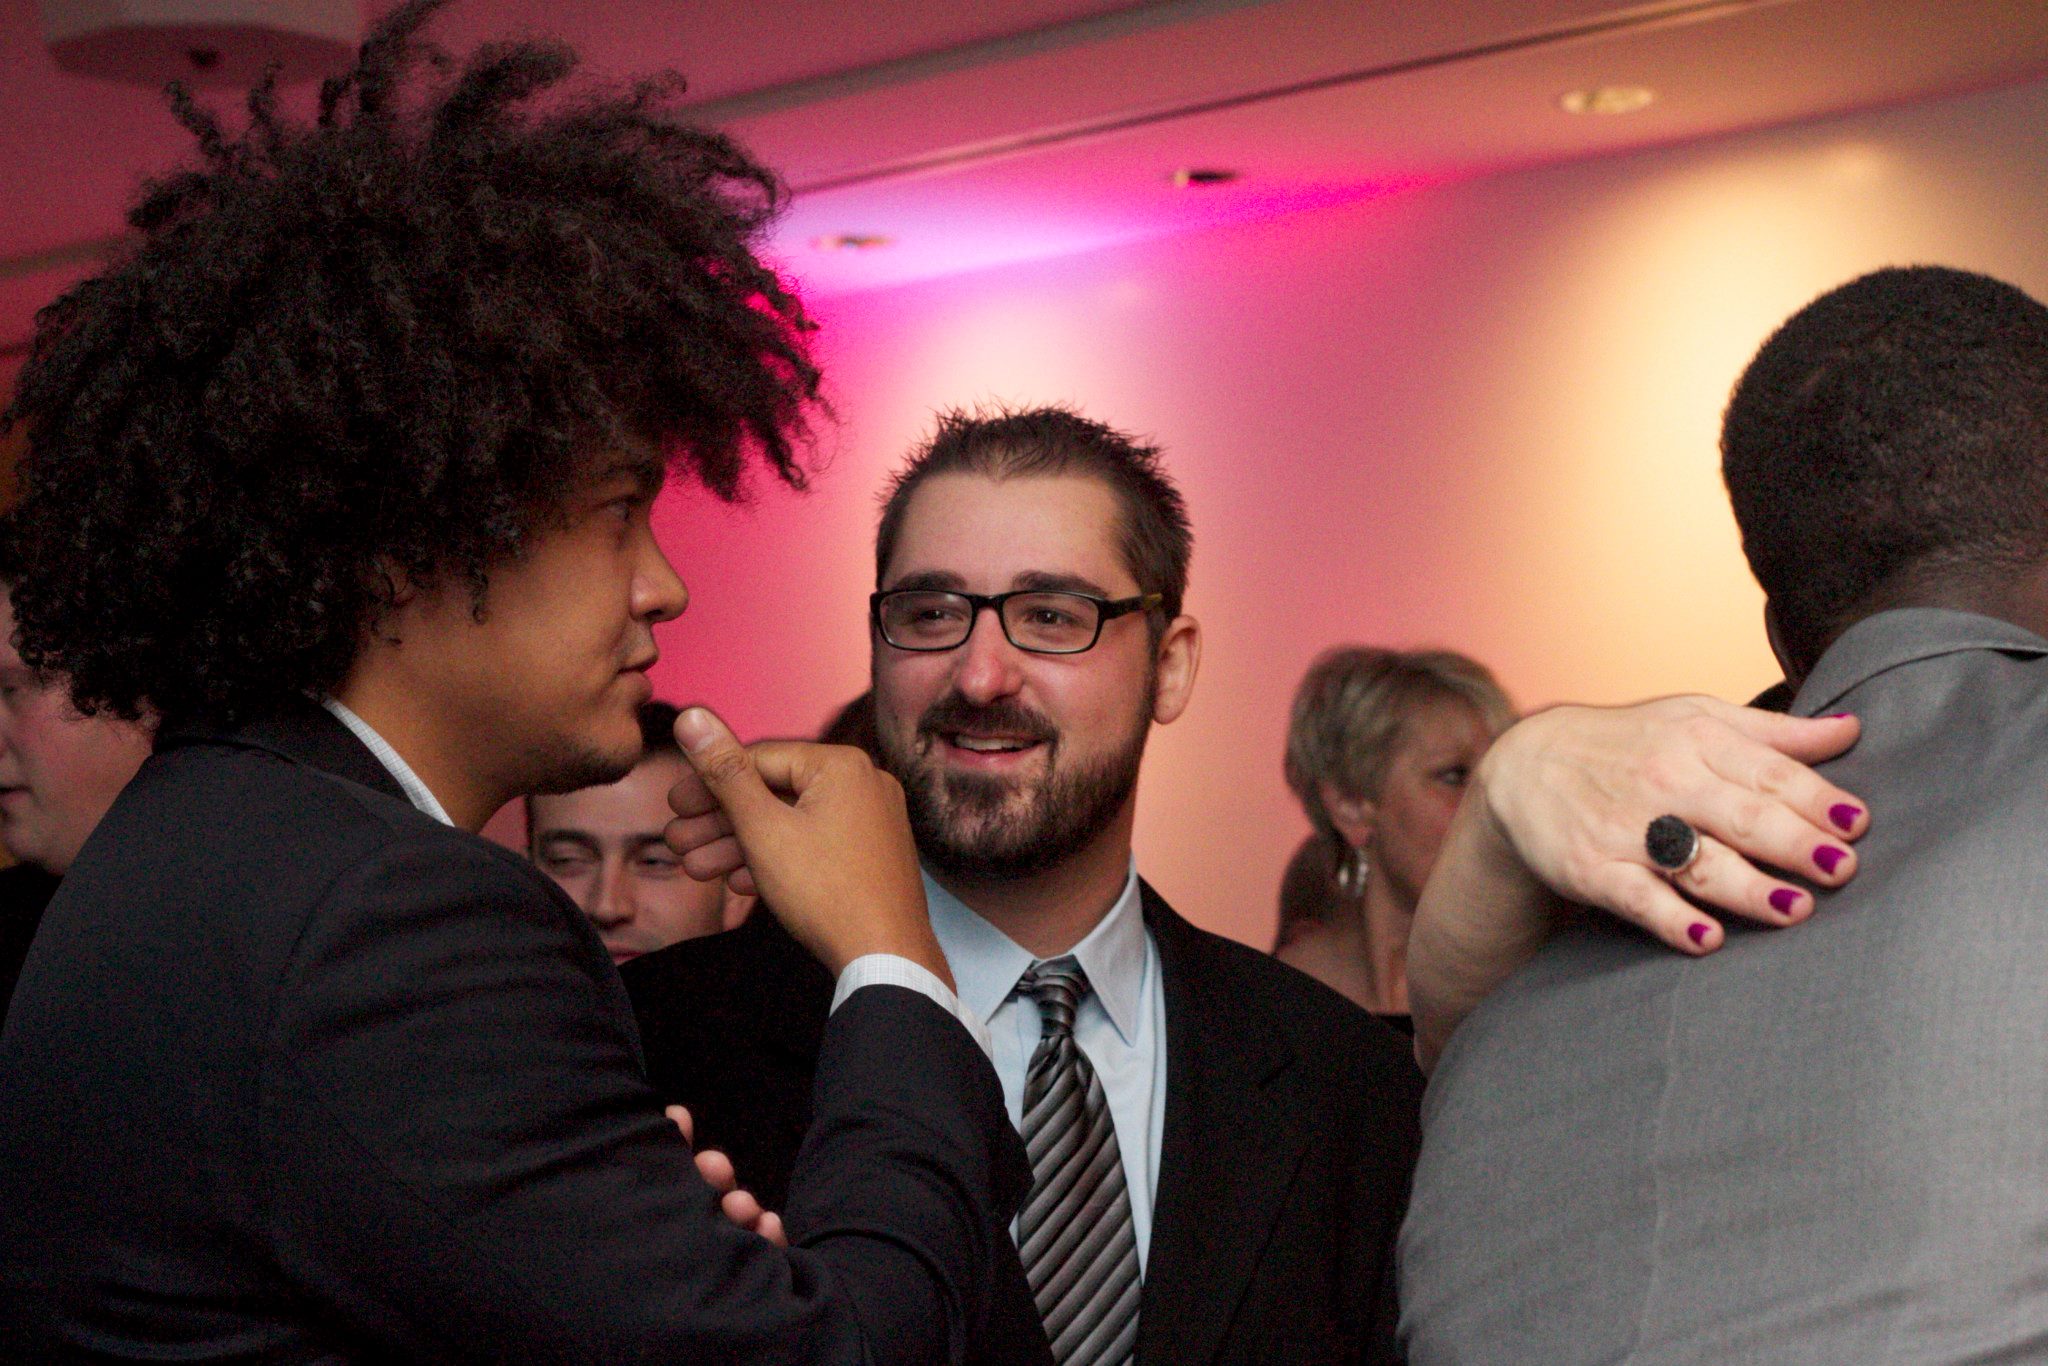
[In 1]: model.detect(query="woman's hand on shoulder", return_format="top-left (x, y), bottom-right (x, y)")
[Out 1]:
top-left (1473, 696), bottom-right (1866, 954)
top-left (1409, 695), bottom-right (1867, 1072)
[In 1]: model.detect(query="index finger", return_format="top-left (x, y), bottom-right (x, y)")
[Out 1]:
top-left (737, 739), bottom-right (856, 805)
top-left (1695, 699), bottom-right (1864, 770)
top-left (1695, 714), bottom-right (1870, 844)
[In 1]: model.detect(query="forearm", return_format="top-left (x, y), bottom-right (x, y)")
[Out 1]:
top-left (787, 985), bottom-right (1033, 1366)
top-left (1407, 790), bottom-right (1569, 1074)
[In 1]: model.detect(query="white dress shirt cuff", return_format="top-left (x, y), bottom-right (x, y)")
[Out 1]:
top-left (832, 954), bottom-right (995, 1063)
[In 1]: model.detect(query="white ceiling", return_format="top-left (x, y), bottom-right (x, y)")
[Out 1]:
top-left (3, 0), bottom-right (2047, 354)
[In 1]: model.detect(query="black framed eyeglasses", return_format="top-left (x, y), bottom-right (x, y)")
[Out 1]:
top-left (870, 589), bottom-right (1163, 655)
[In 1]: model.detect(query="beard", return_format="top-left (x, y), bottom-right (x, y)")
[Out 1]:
top-left (521, 726), bottom-right (643, 798)
top-left (877, 688), bottom-right (1152, 884)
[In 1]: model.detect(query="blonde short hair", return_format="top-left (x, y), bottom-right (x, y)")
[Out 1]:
top-left (1283, 647), bottom-right (1514, 843)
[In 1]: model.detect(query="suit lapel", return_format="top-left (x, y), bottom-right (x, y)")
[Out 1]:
top-left (1137, 885), bottom-right (1309, 1366)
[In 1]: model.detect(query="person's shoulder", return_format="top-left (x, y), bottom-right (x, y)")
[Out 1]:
top-left (90, 737), bottom-right (561, 937)
top-left (136, 734), bottom-right (427, 850)
top-left (625, 911), bottom-right (829, 996)
top-left (1147, 888), bottom-right (1363, 1024)
top-left (621, 910), bottom-right (833, 1050)
top-left (1146, 889), bottom-right (1420, 1094)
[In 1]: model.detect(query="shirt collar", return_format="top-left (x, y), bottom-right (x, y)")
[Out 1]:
top-left (320, 698), bottom-right (455, 826)
top-left (1791, 608), bottom-right (2048, 717)
top-left (923, 861), bottom-right (1149, 1047)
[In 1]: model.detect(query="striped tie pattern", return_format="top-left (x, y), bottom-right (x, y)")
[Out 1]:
top-left (1015, 957), bottom-right (1141, 1366)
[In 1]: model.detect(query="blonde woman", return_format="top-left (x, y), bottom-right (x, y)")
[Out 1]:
top-left (1277, 648), bottom-right (1514, 1032)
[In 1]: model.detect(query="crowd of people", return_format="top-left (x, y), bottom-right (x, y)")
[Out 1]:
top-left (1, 2), bottom-right (2044, 1362)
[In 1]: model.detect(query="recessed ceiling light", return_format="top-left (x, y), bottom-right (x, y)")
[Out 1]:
top-left (812, 233), bottom-right (893, 252)
top-left (1558, 85), bottom-right (1656, 116)
top-left (1172, 167), bottom-right (1239, 188)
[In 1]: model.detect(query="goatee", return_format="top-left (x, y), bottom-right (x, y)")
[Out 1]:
top-left (879, 692), bottom-right (1149, 883)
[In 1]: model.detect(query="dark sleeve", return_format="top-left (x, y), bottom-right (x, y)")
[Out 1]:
top-left (259, 834), bottom-right (1022, 1364)
top-left (790, 986), bottom-right (1037, 1364)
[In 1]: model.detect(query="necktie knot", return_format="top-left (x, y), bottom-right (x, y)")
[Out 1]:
top-left (1018, 956), bottom-right (1089, 1041)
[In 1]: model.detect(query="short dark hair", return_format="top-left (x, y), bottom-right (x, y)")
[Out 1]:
top-left (3, 0), bottom-right (820, 726)
top-left (818, 690), bottom-right (879, 759)
top-left (1723, 266), bottom-right (2048, 672)
top-left (873, 404), bottom-right (1193, 628)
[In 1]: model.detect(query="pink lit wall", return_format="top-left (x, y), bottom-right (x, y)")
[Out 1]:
top-left (544, 78), bottom-right (2048, 947)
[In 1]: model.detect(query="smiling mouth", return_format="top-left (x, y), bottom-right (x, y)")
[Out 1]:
top-left (939, 732), bottom-right (1047, 757)
top-left (954, 735), bottom-right (1030, 752)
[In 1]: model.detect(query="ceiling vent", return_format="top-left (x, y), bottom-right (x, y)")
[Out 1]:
top-left (42, 0), bottom-right (359, 88)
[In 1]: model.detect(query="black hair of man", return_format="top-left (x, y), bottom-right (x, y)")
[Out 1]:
top-left (873, 403), bottom-right (1193, 634)
top-left (1, 0), bottom-right (821, 728)
top-left (1722, 265), bottom-right (2048, 675)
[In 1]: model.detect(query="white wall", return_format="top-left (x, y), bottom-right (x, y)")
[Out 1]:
top-left (634, 76), bottom-right (2048, 947)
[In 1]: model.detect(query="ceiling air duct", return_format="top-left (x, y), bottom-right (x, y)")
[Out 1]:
top-left (42, 0), bottom-right (359, 88)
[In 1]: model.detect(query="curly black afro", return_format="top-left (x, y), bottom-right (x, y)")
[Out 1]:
top-left (4, 0), bottom-right (821, 726)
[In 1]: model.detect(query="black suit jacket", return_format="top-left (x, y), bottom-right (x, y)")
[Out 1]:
top-left (0, 707), bottom-right (1030, 1363)
top-left (0, 861), bottom-right (58, 1032)
top-left (625, 880), bottom-right (1424, 1365)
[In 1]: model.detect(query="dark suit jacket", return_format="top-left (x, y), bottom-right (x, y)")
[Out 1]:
top-left (0, 707), bottom-right (1030, 1364)
top-left (625, 880), bottom-right (1425, 1365)
top-left (625, 907), bottom-right (834, 1213)
top-left (0, 861), bottom-right (58, 1032)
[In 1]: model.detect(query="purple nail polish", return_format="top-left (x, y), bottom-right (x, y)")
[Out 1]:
top-left (1769, 888), bottom-right (1801, 915)
top-left (1824, 712), bottom-right (1854, 720)
top-left (1814, 845), bottom-right (1847, 875)
top-left (1687, 922), bottom-right (1710, 947)
top-left (1829, 803), bottom-right (1862, 833)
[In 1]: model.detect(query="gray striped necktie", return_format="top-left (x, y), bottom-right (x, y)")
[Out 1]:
top-left (1015, 957), bottom-right (1141, 1366)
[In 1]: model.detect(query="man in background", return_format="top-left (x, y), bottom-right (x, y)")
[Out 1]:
top-left (529, 700), bottom-right (750, 965)
top-left (0, 527), bottom-right (153, 1024)
top-left (648, 404), bottom-right (1422, 1364)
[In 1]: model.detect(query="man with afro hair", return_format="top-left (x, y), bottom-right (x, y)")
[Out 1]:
top-left (0, 3), bottom-right (1040, 1362)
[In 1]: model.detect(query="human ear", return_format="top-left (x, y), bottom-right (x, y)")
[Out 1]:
top-left (1318, 780), bottom-right (1376, 849)
top-left (1151, 615), bottom-right (1202, 725)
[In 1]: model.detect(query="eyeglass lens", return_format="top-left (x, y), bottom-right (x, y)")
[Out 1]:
top-left (878, 591), bottom-right (1102, 652)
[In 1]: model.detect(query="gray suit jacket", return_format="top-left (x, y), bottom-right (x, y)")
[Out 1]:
top-left (1401, 609), bottom-right (2048, 1364)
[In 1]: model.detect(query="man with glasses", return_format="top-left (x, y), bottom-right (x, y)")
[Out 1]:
top-left (636, 404), bottom-right (1423, 1365)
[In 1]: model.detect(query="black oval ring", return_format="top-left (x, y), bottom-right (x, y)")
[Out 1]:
top-left (1645, 814), bottom-right (1700, 872)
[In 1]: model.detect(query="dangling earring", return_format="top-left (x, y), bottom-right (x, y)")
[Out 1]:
top-left (1335, 843), bottom-right (1370, 900)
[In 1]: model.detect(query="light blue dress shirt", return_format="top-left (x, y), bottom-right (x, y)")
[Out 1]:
top-left (925, 864), bottom-right (1169, 1274)
top-left (322, 698), bottom-right (990, 1056)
